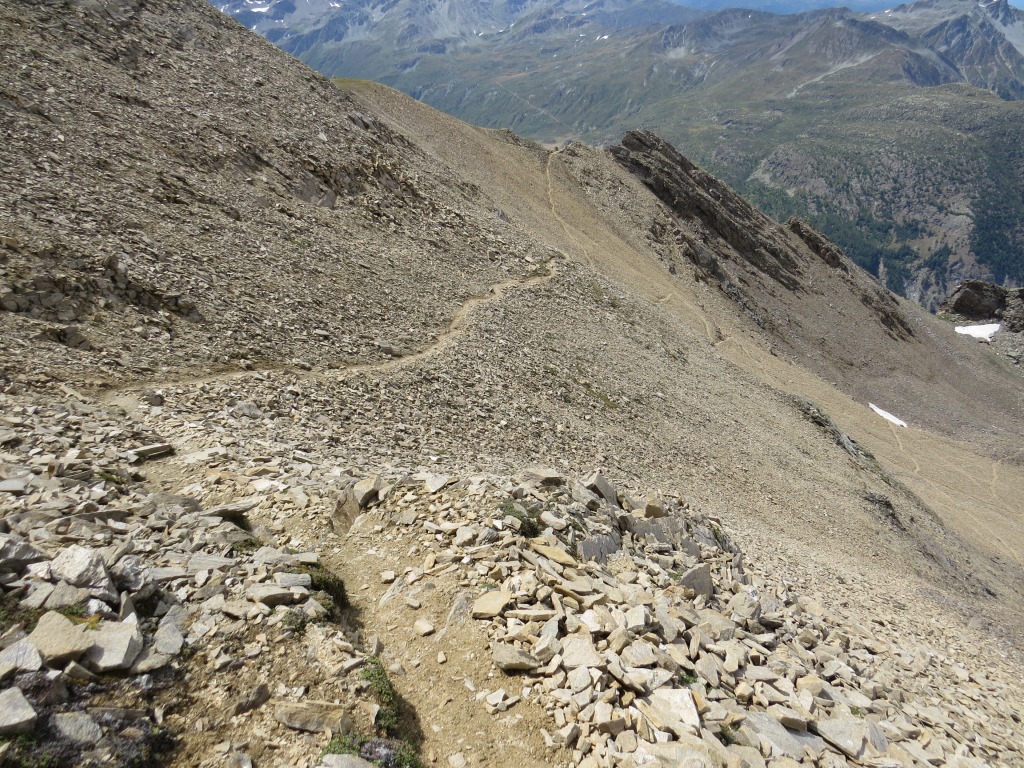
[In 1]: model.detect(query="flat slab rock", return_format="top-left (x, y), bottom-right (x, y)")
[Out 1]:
top-left (560, 635), bottom-right (603, 669)
top-left (321, 755), bottom-right (377, 768)
top-left (638, 688), bottom-right (701, 737)
top-left (530, 541), bottom-right (576, 566)
top-left (0, 687), bottom-right (37, 736)
top-left (51, 712), bottom-right (103, 745)
top-left (85, 620), bottom-right (144, 672)
top-left (491, 642), bottom-right (541, 671)
top-left (0, 533), bottom-right (42, 571)
top-left (814, 717), bottom-right (870, 760)
top-left (27, 611), bottom-right (94, 664)
top-left (472, 590), bottom-right (511, 619)
top-left (0, 639), bottom-right (43, 680)
top-left (247, 584), bottom-right (295, 606)
top-left (744, 710), bottom-right (826, 759)
top-left (274, 700), bottom-right (353, 733)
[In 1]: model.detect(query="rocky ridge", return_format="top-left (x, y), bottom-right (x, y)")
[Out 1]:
top-left (2, 393), bottom-right (1021, 766)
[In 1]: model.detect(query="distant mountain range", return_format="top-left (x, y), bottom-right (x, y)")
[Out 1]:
top-left (217, 0), bottom-right (1024, 306)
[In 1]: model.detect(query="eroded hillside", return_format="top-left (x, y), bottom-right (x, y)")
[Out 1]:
top-left (1, 1), bottom-right (1023, 767)
top-left (224, 0), bottom-right (1024, 306)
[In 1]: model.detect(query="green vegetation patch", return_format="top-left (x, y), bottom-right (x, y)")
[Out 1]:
top-left (296, 563), bottom-right (348, 619)
top-left (0, 591), bottom-right (45, 634)
top-left (499, 498), bottom-right (541, 538)
top-left (323, 734), bottom-right (422, 768)
top-left (339, 657), bottom-right (423, 768)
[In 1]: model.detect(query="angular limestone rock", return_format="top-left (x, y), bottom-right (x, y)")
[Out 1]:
top-left (491, 642), bottom-right (542, 671)
top-left (51, 712), bottom-right (103, 744)
top-left (814, 717), bottom-right (868, 760)
top-left (472, 590), bottom-right (512, 619)
top-left (561, 635), bottom-right (603, 669)
top-left (49, 545), bottom-right (118, 603)
top-left (678, 563), bottom-right (713, 599)
top-left (0, 639), bottom-right (43, 681)
top-left (0, 533), bottom-right (43, 573)
top-left (27, 611), bottom-right (94, 664)
top-left (274, 700), bottom-right (353, 733)
top-left (530, 542), bottom-right (576, 567)
top-left (0, 687), bottom-right (37, 736)
top-left (639, 688), bottom-right (701, 737)
top-left (84, 620), bottom-right (144, 672)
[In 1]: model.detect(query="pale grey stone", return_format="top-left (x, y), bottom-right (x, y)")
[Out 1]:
top-left (130, 647), bottom-right (172, 673)
top-left (51, 712), bottom-right (103, 744)
top-left (0, 687), bottom-right (36, 736)
top-left (540, 510), bottom-right (569, 531)
top-left (154, 605), bottom-right (187, 655)
top-left (471, 590), bottom-right (511, 619)
top-left (322, 755), bottom-right (376, 768)
top-left (814, 717), bottom-right (868, 760)
top-left (413, 618), bottom-right (435, 636)
top-left (768, 704), bottom-right (808, 732)
top-left (352, 475), bottom-right (381, 506)
top-left (50, 546), bottom-right (118, 603)
top-left (19, 582), bottom-right (54, 611)
top-left (0, 639), bottom-right (42, 683)
top-left (132, 443), bottom-right (174, 459)
top-left (27, 611), bottom-right (93, 664)
top-left (84, 620), bottom-right (144, 672)
top-left (187, 553), bottom-right (236, 573)
top-left (273, 572), bottom-right (313, 589)
top-left (453, 526), bottom-right (477, 547)
top-left (744, 711), bottom-right (826, 760)
top-left (533, 635), bottom-right (560, 663)
top-left (247, 584), bottom-right (295, 606)
top-left (423, 474), bottom-right (450, 493)
top-left (0, 478), bottom-right (31, 496)
top-left (678, 564), bottom-right (713, 599)
top-left (0, 533), bottom-right (42, 573)
top-left (654, 604), bottom-right (680, 643)
top-left (561, 635), bottom-right (603, 669)
top-left (274, 700), bottom-right (352, 733)
top-left (695, 655), bottom-right (720, 688)
top-left (491, 643), bottom-right (541, 671)
top-left (640, 688), bottom-right (701, 737)
top-left (621, 639), bottom-right (658, 668)
top-left (583, 472), bottom-right (618, 505)
top-left (625, 605), bottom-right (649, 632)
top-left (567, 665), bottom-right (593, 693)
top-left (521, 467), bottom-right (564, 487)
top-left (485, 688), bottom-right (506, 706)
top-left (45, 581), bottom-right (92, 610)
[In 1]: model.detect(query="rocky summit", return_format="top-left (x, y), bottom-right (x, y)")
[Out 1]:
top-left (1, 1), bottom-right (1024, 767)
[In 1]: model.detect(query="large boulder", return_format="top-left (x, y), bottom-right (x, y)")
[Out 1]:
top-left (942, 280), bottom-right (1007, 321)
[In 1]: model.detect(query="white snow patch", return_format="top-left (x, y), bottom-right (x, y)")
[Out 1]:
top-left (955, 323), bottom-right (1001, 341)
top-left (869, 403), bottom-right (907, 428)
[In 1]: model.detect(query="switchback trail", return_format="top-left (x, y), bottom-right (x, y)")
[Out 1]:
top-left (96, 264), bottom-right (558, 404)
top-left (546, 151), bottom-right (720, 344)
top-left (545, 150), bottom-right (596, 270)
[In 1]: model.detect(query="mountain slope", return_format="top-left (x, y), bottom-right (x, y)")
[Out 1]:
top-left (2, 0), bottom-right (1024, 766)
top-left (226, 0), bottom-right (1024, 308)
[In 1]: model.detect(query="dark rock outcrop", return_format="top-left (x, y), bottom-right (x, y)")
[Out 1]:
top-left (942, 280), bottom-right (1024, 332)
top-left (786, 217), bottom-right (848, 272)
top-left (610, 131), bottom-right (805, 293)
